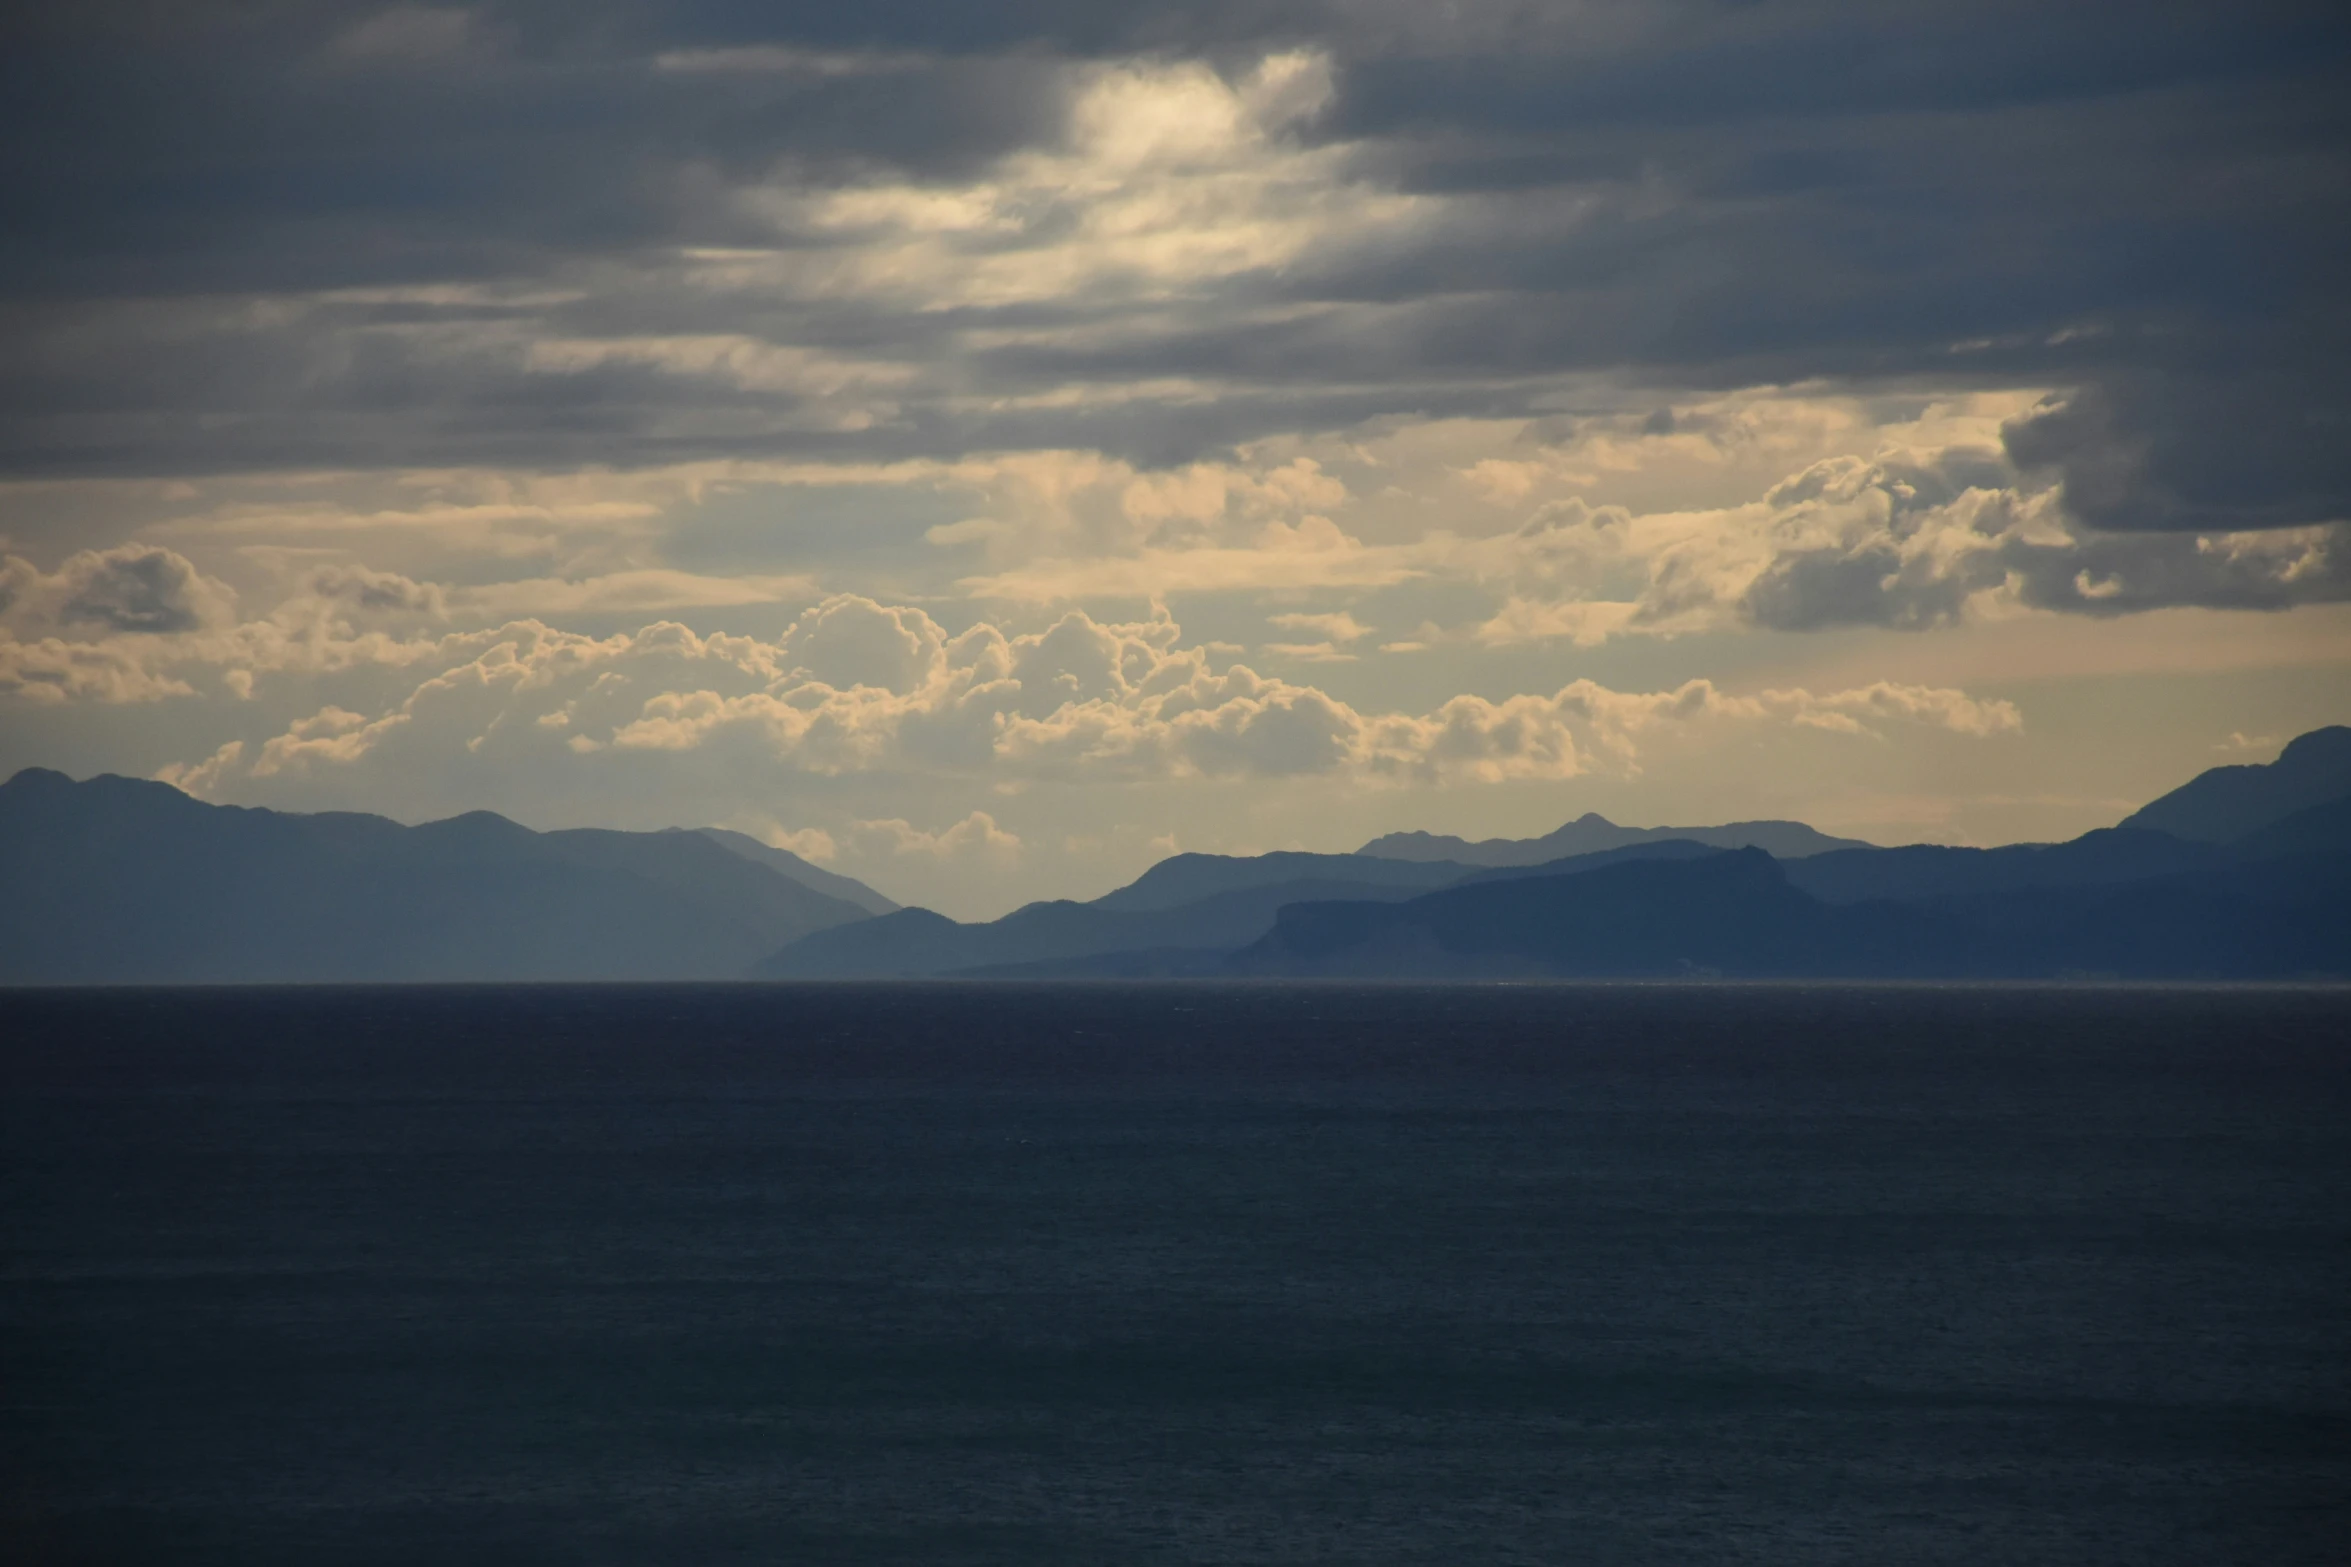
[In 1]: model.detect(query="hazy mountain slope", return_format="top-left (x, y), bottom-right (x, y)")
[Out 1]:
top-left (2118, 727), bottom-right (2351, 842)
top-left (932, 843), bottom-right (1759, 977)
top-left (1236, 850), bottom-right (1965, 978)
top-left (1927, 852), bottom-right (2351, 980)
top-left (0, 769), bottom-right (872, 983)
top-left (1090, 851), bottom-right (1472, 912)
top-left (754, 876), bottom-right (1448, 978)
top-left (950, 948), bottom-right (1238, 979)
top-left (1231, 845), bottom-right (2351, 981)
top-left (1452, 839), bottom-right (1724, 886)
top-left (1357, 813), bottom-right (1869, 866)
top-left (2231, 793), bottom-right (2351, 860)
top-left (687, 828), bottom-right (900, 916)
top-left (1780, 828), bottom-right (2227, 904)
top-left (746, 907), bottom-right (970, 979)
top-left (19, 721), bottom-right (2350, 986)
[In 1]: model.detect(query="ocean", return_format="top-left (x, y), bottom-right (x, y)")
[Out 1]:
top-left (3, 983), bottom-right (2347, 1564)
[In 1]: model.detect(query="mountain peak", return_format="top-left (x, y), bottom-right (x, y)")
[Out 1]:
top-left (1358, 814), bottom-right (1867, 866)
top-left (0, 776), bottom-right (879, 982)
top-left (2278, 725), bottom-right (2351, 767)
top-left (2120, 725), bottom-right (2351, 843)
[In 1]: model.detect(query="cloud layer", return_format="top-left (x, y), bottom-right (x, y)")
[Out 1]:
top-left (2, 3), bottom-right (2342, 537)
top-left (2, 3), bottom-right (2344, 913)
top-left (62, 588), bottom-right (2009, 797)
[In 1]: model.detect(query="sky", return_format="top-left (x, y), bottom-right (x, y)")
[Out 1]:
top-left (1, 1), bottom-right (2346, 917)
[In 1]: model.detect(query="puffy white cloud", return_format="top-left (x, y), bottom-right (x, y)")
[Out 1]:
top-left (150, 591), bottom-right (2015, 805)
top-left (778, 595), bottom-right (946, 694)
top-left (1353, 677), bottom-right (2020, 784)
top-left (252, 704), bottom-right (409, 777)
top-left (1263, 608), bottom-right (1373, 660)
top-left (0, 636), bottom-right (201, 705)
top-left (0, 544), bottom-right (239, 702)
top-left (10, 398), bottom-right (2329, 728)
top-left (922, 446), bottom-right (1433, 601)
top-left (754, 823), bottom-right (841, 862)
top-left (1, 544), bottom-right (236, 637)
top-left (305, 563), bottom-right (448, 616)
top-left (154, 740), bottom-right (245, 797)
top-left (1268, 611), bottom-right (1372, 644)
top-left (854, 812), bottom-right (1022, 861)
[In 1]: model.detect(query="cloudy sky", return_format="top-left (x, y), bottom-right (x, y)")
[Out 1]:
top-left (2, 1), bottom-right (2346, 915)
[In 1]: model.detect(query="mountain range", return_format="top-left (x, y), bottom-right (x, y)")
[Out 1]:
top-left (4, 727), bottom-right (2347, 983)
top-left (0, 770), bottom-right (888, 983)
top-left (1355, 814), bottom-right (1867, 865)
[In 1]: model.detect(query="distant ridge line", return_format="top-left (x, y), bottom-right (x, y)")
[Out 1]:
top-left (1357, 813), bottom-right (1870, 866)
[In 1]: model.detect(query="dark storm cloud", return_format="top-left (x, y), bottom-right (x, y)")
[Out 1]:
top-left (2004, 360), bottom-right (2351, 535)
top-left (0, 12), bottom-right (1070, 298)
top-left (1742, 519), bottom-right (2351, 630)
top-left (0, 0), bottom-right (2345, 538)
top-left (1732, 448), bottom-right (2351, 635)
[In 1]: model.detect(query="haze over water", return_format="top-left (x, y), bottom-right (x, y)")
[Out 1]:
top-left (6, 983), bottom-right (2346, 1564)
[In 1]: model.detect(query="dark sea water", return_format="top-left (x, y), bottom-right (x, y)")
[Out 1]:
top-left (3, 983), bottom-right (2348, 1565)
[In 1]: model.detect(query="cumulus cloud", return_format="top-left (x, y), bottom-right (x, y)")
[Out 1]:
top-left (0, 637), bottom-right (200, 705)
top-left (1, 544), bottom-right (236, 636)
top-left (0, 3), bottom-right (2334, 926)
top-left (1470, 442), bottom-right (2351, 646)
top-left (778, 595), bottom-right (946, 694)
top-left (1268, 611), bottom-right (1371, 644)
top-left (919, 447), bottom-right (1397, 599)
top-left (753, 823), bottom-right (841, 862)
top-left (134, 592), bottom-right (2015, 804)
top-left (306, 563), bottom-right (446, 617)
top-left (4, 403), bottom-right (2334, 743)
top-left (1265, 609), bottom-right (1373, 659)
top-left (1350, 677), bottom-right (2019, 783)
top-left (855, 812), bottom-right (1022, 860)
top-left (0, 545), bottom-right (240, 700)
top-left (155, 740), bottom-right (246, 797)
top-left (1732, 453), bottom-right (2350, 628)
top-left (251, 705), bottom-right (407, 777)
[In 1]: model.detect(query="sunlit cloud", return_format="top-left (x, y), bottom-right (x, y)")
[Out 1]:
top-left (1, 6), bottom-right (2343, 912)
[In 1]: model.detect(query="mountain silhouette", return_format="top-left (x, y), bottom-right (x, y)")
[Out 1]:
top-left (2231, 792), bottom-right (2351, 860)
top-left (1234, 850), bottom-right (1967, 978)
top-left (1779, 827), bottom-right (2229, 903)
top-left (0, 769), bottom-right (883, 982)
top-left (1451, 839), bottom-right (1740, 886)
top-left (752, 728), bottom-right (2351, 981)
top-left (755, 874), bottom-right (1457, 979)
top-left (2118, 727), bottom-right (2351, 842)
top-left (684, 828), bottom-right (900, 916)
top-left (1357, 813), bottom-right (1868, 866)
top-left (10, 724), bottom-right (2348, 985)
top-left (1090, 851), bottom-right (1470, 911)
top-left (1230, 844), bottom-right (2350, 981)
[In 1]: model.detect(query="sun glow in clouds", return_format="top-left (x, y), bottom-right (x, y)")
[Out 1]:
top-left (0, 11), bottom-right (2344, 913)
